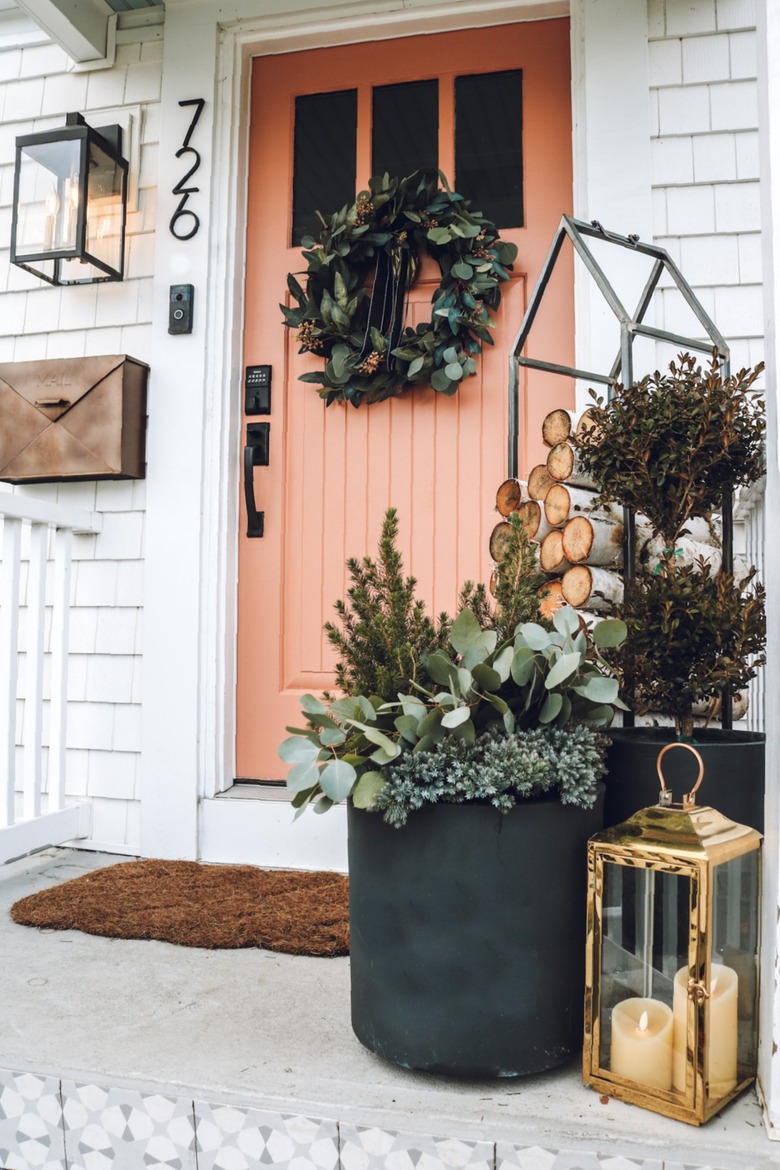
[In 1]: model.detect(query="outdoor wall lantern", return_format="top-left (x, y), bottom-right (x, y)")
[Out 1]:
top-left (11, 112), bottom-right (128, 286)
top-left (583, 743), bottom-right (761, 1125)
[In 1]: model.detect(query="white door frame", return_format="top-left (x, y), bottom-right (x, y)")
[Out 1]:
top-left (141, 0), bottom-right (652, 846)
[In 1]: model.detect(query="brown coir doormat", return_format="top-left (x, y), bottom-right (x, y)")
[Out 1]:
top-left (11, 860), bottom-right (349, 956)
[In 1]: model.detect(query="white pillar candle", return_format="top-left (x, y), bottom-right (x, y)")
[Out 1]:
top-left (673, 963), bottom-right (738, 1095)
top-left (610, 997), bottom-right (674, 1091)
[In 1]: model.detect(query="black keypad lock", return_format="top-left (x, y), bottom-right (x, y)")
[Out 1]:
top-left (245, 365), bottom-right (272, 414)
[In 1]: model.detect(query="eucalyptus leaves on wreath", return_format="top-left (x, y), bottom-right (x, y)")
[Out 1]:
top-left (280, 171), bottom-right (518, 407)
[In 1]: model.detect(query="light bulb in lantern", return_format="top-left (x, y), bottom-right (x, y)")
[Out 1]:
top-left (43, 186), bottom-right (59, 251)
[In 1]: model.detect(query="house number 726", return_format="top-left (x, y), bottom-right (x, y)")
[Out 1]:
top-left (169, 98), bottom-right (206, 241)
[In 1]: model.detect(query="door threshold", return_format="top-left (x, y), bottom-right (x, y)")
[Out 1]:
top-left (202, 788), bottom-right (347, 869)
top-left (216, 783), bottom-right (292, 802)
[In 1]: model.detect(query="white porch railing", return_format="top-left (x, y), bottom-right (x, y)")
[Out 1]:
top-left (0, 492), bottom-right (102, 864)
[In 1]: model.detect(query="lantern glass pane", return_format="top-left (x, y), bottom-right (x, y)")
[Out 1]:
top-left (15, 138), bottom-right (82, 257)
top-left (85, 140), bottom-right (125, 273)
top-left (598, 861), bottom-right (692, 1096)
top-left (708, 851), bottom-right (759, 1098)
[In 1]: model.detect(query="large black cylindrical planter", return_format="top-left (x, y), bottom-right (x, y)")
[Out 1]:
top-left (347, 791), bottom-right (604, 1078)
top-left (604, 729), bottom-right (765, 832)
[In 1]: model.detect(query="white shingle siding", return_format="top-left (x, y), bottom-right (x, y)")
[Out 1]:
top-left (1, 19), bottom-right (161, 853)
top-left (649, 0), bottom-right (763, 369)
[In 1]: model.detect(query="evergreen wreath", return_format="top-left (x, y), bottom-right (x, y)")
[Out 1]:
top-left (280, 170), bottom-right (518, 407)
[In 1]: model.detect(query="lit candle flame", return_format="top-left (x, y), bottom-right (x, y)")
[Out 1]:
top-left (711, 977), bottom-right (718, 995)
top-left (638, 1010), bottom-right (649, 1034)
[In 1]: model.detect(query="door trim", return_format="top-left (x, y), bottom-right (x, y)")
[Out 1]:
top-left (201, 1), bottom-right (571, 801)
top-left (196, 0), bottom-right (653, 802)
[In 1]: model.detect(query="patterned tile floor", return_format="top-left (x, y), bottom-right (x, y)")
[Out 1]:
top-left (0, 1067), bottom-right (742, 1170)
top-left (2, 849), bottom-right (779, 1170)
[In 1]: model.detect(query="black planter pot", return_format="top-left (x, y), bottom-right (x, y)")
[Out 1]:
top-left (347, 791), bottom-right (604, 1078)
top-left (603, 728), bottom-right (765, 833)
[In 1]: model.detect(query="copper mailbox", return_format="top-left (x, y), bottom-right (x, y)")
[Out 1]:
top-left (0, 354), bottom-right (148, 483)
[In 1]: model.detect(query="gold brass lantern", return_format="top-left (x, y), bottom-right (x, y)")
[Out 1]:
top-left (583, 743), bottom-right (761, 1125)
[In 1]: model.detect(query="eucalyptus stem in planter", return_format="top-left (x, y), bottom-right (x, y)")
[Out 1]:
top-left (280, 508), bottom-right (627, 818)
top-left (278, 509), bottom-right (629, 1078)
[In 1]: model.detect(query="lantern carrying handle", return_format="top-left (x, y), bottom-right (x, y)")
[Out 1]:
top-left (656, 742), bottom-right (705, 808)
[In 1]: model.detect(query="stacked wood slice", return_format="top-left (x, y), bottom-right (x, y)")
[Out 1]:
top-left (490, 405), bottom-right (725, 637)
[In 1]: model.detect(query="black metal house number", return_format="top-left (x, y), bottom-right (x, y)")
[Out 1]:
top-left (169, 98), bottom-right (206, 241)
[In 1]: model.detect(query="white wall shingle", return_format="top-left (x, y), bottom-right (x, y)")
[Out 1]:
top-left (89, 795), bottom-right (129, 845)
top-left (679, 232), bottom-right (740, 284)
top-left (115, 562), bottom-right (144, 607)
top-left (712, 282), bottom-right (764, 335)
top-left (74, 562), bottom-right (119, 608)
top-left (651, 0), bottom-right (763, 359)
top-left (649, 38), bottom-right (682, 86)
top-left (651, 136), bottom-right (695, 185)
top-left (666, 184), bottom-right (717, 235)
top-left (41, 72), bottom-right (89, 116)
top-left (682, 33), bottom-right (730, 83)
top-left (709, 78), bottom-right (758, 130)
top-left (113, 704), bottom-right (142, 753)
top-left (67, 703), bottom-right (115, 751)
top-left (735, 129), bottom-right (760, 178)
top-left (716, 0), bottom-right (756, 30)
top-left (692, 132), bottom-right (737, 182)
top-left (729, 29), bottom-right (757, 78)
top-left (3, 77), bottom-right (44, 118)
top-left (0, 49), bottom-right (21, 83)
top-left (666, 0), bottom-right (717, 36)
top-left (714, 180), bottom-right (761, 232)
top-left (19, 43), bottom-right (68, 78)
top-left (58, 285), bottom-right (99, 333)
top-left (737, 232), bottom-right (763, 283)
top-left (85, 65), bottom-right (128, 109)
top-left (95, 608), bottom-right (139, 655)
top-left (88, 750), bottom-right (137, 800)
top-left (658, 85), bottom-right (711, 135)
top-left (85, 655), bottom-right (136, 705)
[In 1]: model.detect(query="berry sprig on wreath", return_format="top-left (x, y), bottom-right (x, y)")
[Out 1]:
top-left (280, 171), bottom-right (518, 407)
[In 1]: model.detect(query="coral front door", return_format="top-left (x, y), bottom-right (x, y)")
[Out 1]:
top-left (237, 21), bottom-right (573, 780)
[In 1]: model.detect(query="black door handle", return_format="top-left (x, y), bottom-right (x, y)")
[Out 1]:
top-left (244, 422), bottom-right (269, 538)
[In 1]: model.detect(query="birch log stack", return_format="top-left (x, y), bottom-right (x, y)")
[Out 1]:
top-left (640, 533), bottom-right (723, 575)
top-left (528, 464), bottom-right (556, 500)
top-left (541, 408), bottom-right (574, 448)
top-left (495, 478), bottom-right (526, 517)
top-left (489, 405), bottom-right (724, 631)
top-left (546, 441), bottom-right (598, 489)
top-left (539, 529), bottom-right (572, 574)
top-left (562, 514), bottom-right (624, 568)
top-left (537, 578), bottom-right (565, 619)
top-left (561, 565), bottom-right (624, 611)
top-left (544, 483), bottom-right (622, 527)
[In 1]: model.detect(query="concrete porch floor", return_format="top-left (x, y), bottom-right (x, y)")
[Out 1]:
top-left (1, 848), bottom-right (779, 1170)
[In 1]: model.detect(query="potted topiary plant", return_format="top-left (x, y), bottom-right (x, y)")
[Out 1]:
top-left (574, 352), bottom-right (767, 829)
top-left (280, 509), bottom-right (627, 1077)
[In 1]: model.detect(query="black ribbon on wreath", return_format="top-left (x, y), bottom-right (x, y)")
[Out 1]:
top-left (360, 245), bottom-right (412, 372)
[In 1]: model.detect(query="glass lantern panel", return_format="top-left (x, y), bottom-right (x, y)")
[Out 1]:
top-left (708, 851), bottom-right (759, 1098)
top-left (84, 141), bottom-right (125, 273)
top-left (15, 138), bottom-right (82, 257)
top-left (599, 859), bottom-right (694, 1096)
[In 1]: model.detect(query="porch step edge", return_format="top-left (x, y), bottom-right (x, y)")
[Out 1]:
top-left (1, 1059), bottom-right (776, 1170)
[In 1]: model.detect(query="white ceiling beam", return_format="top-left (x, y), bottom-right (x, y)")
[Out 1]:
top-left (15, 0), bottom-right (113, 62)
